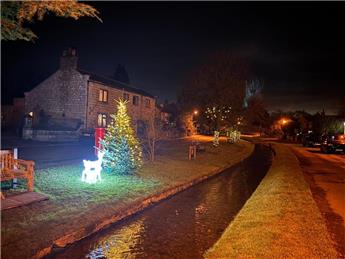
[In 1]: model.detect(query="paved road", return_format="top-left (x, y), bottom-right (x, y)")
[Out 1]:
top-left (292, 145), bottom-right (345, 256)
top-left (2, 136), bottom-right (95, 169)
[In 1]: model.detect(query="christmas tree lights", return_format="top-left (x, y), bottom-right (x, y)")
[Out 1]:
top-left (101, 99), bottom-right (143, 174)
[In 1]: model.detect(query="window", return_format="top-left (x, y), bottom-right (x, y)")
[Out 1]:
top-left (133, 95), bottom-right (139, 106)
top-left (97, 113), bottom-right (107, 127)
top-left (123, 93), bottom-right (130, 101)
top-left (98, 89), bottom-right (108, 102)
top-left (136, 120), bottom-right (146, 137)
top-left (144, 98), bottom-right (151, 108)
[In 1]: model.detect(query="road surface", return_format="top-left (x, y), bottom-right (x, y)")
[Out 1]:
top-left (292, 145), bottom-right (345, 256)
top-left (1, 135), bottom-right (95, 169)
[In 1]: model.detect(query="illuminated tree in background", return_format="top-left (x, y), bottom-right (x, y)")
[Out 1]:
top-left (101, 99), bottom-right (142, 174)
top-left (179, 50), bottom-right (249, 131)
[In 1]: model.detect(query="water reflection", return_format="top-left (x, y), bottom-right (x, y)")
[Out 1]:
top-left (50, 144), bottom-right (271, 259)
top-left (86, 219), bottom-right (144, 259)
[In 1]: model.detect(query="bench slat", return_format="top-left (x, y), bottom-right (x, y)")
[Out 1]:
top-left (1, 152), bottom-right (35, 196)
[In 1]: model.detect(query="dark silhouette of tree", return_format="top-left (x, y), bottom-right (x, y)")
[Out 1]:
top-left (112, 64), bottom-right (130, 84)
top-left (244, 79), bottom-right (263, 108)
top-left (179, 50), bottom-right (250, 130)
top-left (338, 97), bottom-right (345, 118)
top-left (245, 93), bottom-right (270, 132)
top-left (161, 101), bottom-right (179, 124)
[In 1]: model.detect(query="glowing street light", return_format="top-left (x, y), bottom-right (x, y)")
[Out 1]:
top-left (280, 118), bottom-right (290, 127)
top-left (193, 110), bottom-right (199, 115)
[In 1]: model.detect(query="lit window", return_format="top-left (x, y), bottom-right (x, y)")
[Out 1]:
top-left (145, 98), bottom-right (151, 108)
top-left (97, 113), bottom-right (107, 127)
top-left (123, 93), bottom-right (130, 101)
top-left (98, 89), bottom-right (108, 102)
top-left (133, 95), bottom-right (139, 106)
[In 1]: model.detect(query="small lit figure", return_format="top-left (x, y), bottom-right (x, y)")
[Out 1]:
top-left (81, 151), bottom-right (104, 184)
top-left (213, 130), bottom-right (220, 147)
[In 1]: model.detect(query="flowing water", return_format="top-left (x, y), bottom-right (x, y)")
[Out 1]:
top-left (49, 144), bottom-right (272, 259)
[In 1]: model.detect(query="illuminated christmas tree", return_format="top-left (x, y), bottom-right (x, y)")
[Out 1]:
top-left (101, 99), bottom-right (142, 174)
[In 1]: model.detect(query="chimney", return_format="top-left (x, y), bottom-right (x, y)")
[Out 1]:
top-left (60, 47), bottom-right (78, 70)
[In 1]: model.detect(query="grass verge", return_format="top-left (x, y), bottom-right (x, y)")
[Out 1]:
top-left (205, 143), bottom-right (339, 258)
top-left (1, 136), bottom-right (253, 259)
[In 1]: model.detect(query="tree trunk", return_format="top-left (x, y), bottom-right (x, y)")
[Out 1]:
top-left (151, 139), bottom-right (155, 162)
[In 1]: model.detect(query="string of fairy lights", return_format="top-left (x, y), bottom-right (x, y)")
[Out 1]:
top-left (100, 99), bottom-right (143, 174)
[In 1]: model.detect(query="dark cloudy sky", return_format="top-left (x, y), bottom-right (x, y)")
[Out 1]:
top-left (2, 2), bottom-right (345, 114)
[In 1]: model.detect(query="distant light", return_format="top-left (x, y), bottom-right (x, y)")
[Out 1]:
top-left (280, 118), bottom-right (290, 125)
top-left (28, 112), bottom-right (33, 117)
top-left (193, 110), bottom-right (198, 115)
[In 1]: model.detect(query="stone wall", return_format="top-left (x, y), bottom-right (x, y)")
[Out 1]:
top-left (23, 129), bottom-right (79, 142)
top-left (25, 70), bottom-right (89, 128)
top-left (86, 81), bottom-right (156, 129)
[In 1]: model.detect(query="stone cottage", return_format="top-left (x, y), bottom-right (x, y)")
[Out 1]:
top-left (24, 48), bottom-right (156, 134)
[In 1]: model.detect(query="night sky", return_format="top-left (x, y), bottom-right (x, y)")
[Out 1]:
top-left (2, 2), bottom-right (345, 114)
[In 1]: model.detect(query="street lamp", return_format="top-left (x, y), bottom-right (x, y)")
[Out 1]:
top-left (280, 118), bottom-right (290, 140)
top-left (192, 110), bottom-right (199, 135)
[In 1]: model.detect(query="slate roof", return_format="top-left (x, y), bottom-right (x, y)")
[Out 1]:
top-left (77, 69), bottom-right (155, 98)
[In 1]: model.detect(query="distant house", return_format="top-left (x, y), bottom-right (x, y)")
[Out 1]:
top-left (24, 48), bottom-right (156, 133)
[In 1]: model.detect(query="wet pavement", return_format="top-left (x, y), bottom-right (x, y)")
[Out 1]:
top-left (48, 144), bottom-right (272, 259)
top-left (292, 145), bottom-right (345, 256)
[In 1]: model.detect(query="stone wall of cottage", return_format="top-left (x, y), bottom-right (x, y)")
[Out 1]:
top-left (86, 81), bottom-right (156, 129)
top-left (25, 70), bottom-right (89, 127)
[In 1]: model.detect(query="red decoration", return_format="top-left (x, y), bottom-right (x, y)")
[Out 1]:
top-left (95, 128), bottom-right (105, 155)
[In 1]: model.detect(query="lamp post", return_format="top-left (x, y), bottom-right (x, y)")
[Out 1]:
top-left (192, 110), bottom-right (199, 134)
top-left (280, 118), bottom-right (290, 140)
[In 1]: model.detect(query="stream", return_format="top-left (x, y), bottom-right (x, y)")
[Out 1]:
top-left (49, 144), bottom-right (272, 259)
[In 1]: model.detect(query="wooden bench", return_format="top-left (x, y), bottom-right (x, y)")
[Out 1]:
top-left (1, 150), bottom-right (35, 199)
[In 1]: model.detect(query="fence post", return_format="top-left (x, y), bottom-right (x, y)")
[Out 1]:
top-left (13, 148), bottom-right (18, 188)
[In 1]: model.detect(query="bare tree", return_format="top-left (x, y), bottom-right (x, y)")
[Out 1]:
top-left (139, 117), bottom-right (168, 162)
top-left (179, 50), bottom-right (250, 130)
top-left (245, 94), bottom-right (270, 133)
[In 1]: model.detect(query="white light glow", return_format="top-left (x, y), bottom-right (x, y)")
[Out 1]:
top-left (81, 151), bottom-right (104, 184)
